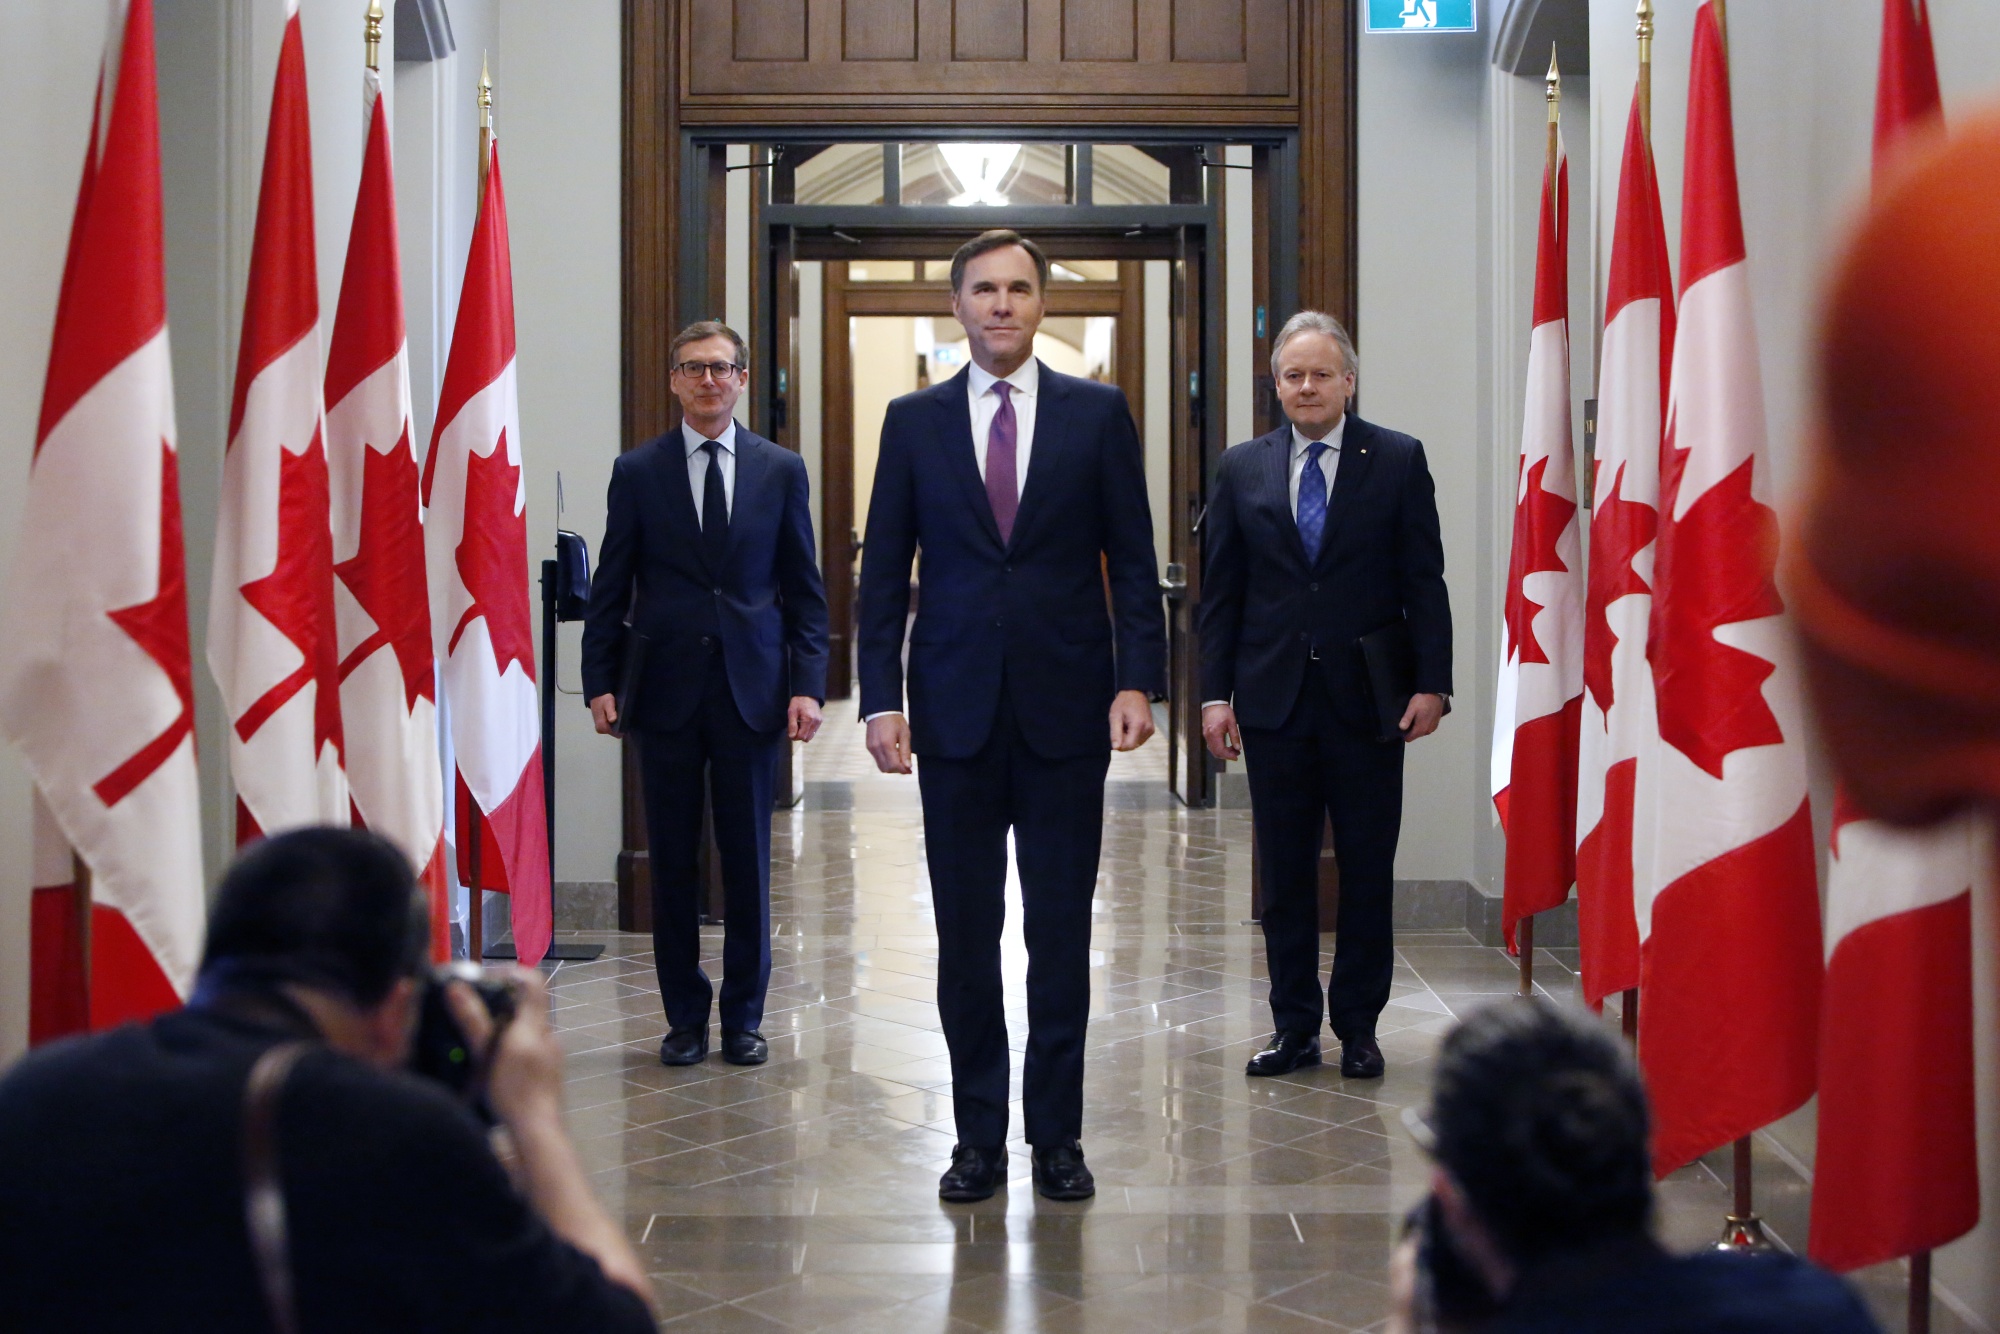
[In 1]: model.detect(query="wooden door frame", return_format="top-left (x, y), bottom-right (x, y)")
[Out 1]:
top-left (620, 2), bottom-right (1357, 920)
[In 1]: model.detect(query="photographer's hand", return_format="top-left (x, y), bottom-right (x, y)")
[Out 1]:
top-left (445, 972), bottom-right (656, 1314)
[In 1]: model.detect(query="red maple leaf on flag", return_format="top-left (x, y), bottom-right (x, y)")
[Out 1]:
top-left (335, 429), bottom-right (434, 710)
top-left (450, 431), bottom-right (535, 680)
top-left (236, 433), bottom-right (344, 761)
top-left (1503, 455), bottom-right (1577, 665)
top-left (96, 441), bottom-right (194, 807)
top-left (1649, 449), bottom-right (1784, 778)
top-left (1583, 460), bottom-right (1658, 713)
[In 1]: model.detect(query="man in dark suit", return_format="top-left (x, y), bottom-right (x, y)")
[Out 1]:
top-left (582, 320), bottom-right (829, 1069)
top-left (858, 231), bottom-right (1165, 1202)
top-left (1197, 311), bottom-right (1452, 1081)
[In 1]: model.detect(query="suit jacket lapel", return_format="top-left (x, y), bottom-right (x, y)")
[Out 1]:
top-left (1315, 415), bottom-right (1374, 571)
top-left (725, 428), bottom-right (768, 563)
top-left (1262, 428), bottom-right (1311, 570)
top-left (1007, 361), bottom-right (1060, 552)
top-left (938, 371), bottom-right (1004, 549)
top-left (654, 428), bottom-right (710, 568)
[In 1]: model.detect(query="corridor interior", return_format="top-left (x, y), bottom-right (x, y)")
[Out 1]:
top-left (539, 698), bottom-right (1948, 1333)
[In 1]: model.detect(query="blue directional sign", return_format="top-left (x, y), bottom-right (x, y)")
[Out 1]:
top-left (1365, 0), bottom-right (1477, 32)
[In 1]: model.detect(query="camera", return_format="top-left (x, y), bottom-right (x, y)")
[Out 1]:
top-left (411, 962), bottom-right (520, 1117)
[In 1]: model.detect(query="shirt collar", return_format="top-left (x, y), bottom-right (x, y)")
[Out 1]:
top-left (969, 357), bottom-right (1040, 401)
top-left (1291, 414), bottom-right (1346, 459)
top-left (684, 419), bottom-right (738, 457)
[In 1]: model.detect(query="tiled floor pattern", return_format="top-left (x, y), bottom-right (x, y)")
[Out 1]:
top-left (546, 708), bottom-right (1964, 1332)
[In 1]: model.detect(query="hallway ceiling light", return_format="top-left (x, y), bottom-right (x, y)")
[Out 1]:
top-left (941, 143), bottom-right (1021, 207)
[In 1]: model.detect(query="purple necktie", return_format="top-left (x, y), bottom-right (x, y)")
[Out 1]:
top-left (985, 381), bottom-right (1019, 544)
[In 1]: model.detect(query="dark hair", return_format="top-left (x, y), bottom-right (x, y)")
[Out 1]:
top-left (949, 229), bottom-right (1049, 295)
top-left (199, 827), bottom-right (430, 1007)
top-left (668, 319), bottom-right (747, 370)
top-left (1427, 999), bottom-right (1654, 1264)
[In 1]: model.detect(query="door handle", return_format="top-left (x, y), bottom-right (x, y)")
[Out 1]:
top-left (1159, 562), bottom-right (1187, 603)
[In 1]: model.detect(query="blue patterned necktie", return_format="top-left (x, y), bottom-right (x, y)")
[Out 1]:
top-left (1297, 440), bottom-right (1330, 557)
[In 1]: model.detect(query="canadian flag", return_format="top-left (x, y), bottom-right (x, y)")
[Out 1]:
top-left (1490, 124), bottom-right (1583, 952)
top-left (1807, 0), bottom-right (1979, 1273)
top-left (209, 1), bottom-right (348, 843)
top-left (422, 141), bottom-right (551, 967)
top-left (1575, 95), bottom-right (1673, 1010)
top-left (1640, 0), bottom-right (1822, 1176)
top-left (326, 65), bottom-right (449, 959)
top-left (0, 0), bottom-right (205, 1035)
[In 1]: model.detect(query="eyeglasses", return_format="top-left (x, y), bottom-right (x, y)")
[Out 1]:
top-left (673, 360), bottom-right (744, 381)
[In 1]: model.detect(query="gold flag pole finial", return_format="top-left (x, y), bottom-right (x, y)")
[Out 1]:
top-left (1713, 0), bottom-right (1728, 63)
top-left (477, 52), bottom-right (493, 205)
top-left (1543, 46), bottom-right (1562, 224)
top-left (1546, 44), bottom-right (1562, 123)
top-left (365, 0), bottom-right (384, 73)
top-left (1637, 0), bottom-right (1655, 141)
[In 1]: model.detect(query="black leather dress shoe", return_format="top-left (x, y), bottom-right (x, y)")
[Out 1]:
top-left (658, 1028), bottom-right (708, 1066)
top-left (720, 1030), bottom-right (768, 1066)
top-left (1030, 1140), bottom-right (1096, 1201)
top-left (1340, 1035), bottom-right (1385, 1079)
top-left (1245, 1031), bottom-right (1322, 1077)
top-left (938, 1144), bottom-right (1006, 1202)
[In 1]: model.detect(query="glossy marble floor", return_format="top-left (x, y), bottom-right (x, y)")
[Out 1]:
top-left (541, 703), bottom-right (1955, 1332)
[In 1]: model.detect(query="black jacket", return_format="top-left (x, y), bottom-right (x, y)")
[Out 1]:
top-left (1198, 415), bottom-right (1452, 732)
top-left (857, 363), bottom-right (1166, 759)
top-left (580, 423), bottom-right (829, 733)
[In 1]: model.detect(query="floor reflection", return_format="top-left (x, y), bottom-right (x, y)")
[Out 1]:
top-left (543, 701), bottom-right (1947, 1332)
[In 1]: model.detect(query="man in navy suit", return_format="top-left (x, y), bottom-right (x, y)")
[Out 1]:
top-left (857, 231), bottom-right (1165, 1202)
top-left (582, 321), bottom-right (830, 1069)
top-left (1198, 311), bottom-right (1452, 1082)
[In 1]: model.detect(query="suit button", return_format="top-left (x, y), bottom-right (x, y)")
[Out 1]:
top-left (1005, 565), bottom-right (1013, 573)
top-left (1298, 632), bottom-right (1308, 642)
top-left (700, 636), bottom-right (713, 649)
top-left (1309, 582), bottom-right (1319, 592)
top-left (712, 587), bottom-right (722, 596)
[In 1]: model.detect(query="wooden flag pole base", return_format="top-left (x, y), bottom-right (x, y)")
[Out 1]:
top-left (1909, 1249), bottom-right (1932, 1334)
top-left (1517, 914), bottom-right (1535, 996)
top-left (1714, 1136), bottom-right (1775, 1251)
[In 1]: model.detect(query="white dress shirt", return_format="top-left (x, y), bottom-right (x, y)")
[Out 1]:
top-left (684, 419), bottom-right (738, 525)
top-left (1289, 415), bottom-right (1345, 515)
top-left (968, 357), bottom-right (1040, 497)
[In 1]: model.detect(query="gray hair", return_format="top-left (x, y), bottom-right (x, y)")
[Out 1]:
top-left (1270, 310), bottom-right (1358, 379)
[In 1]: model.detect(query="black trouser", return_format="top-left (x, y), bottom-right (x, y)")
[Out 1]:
top-left (1240, 669), bottom-right (1405, 1042)
top-left (637, 659), bottom-right (780, 1034)
top-left (916, 702), bottom-right (1110, 1149)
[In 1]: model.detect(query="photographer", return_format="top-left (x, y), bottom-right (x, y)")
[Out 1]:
top-left (1390, 1000), bottom-right (1877, 1334)
top-left (0, 827), bottom-right (657, 1333)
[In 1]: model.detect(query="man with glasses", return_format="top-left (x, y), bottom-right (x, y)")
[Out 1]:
top-left (582, 321), bottom-right (829, 1067)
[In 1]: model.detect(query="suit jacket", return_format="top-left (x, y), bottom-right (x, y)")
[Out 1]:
top-left (856, 362), bottom-right (1166, 760)
top-left (580, 423), bottom-right (829, 735)
top-left (1197, 415), bottom-right (1452, 733)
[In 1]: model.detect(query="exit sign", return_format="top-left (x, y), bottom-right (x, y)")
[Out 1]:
top-left (1365, 0), bottom-right (1477, 32)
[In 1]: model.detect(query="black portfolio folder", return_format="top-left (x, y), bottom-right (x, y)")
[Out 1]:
top-left (1357, 620), bottom-right (1417, 742)
top-left (612, 630), bottom-right (649, 736)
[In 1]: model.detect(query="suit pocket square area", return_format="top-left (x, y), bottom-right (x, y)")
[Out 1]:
top-left (1357, 621), bottom-right (1417, 743)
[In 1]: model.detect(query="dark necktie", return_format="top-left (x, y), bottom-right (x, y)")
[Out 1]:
top-left (1297, 440), bottom-right (1330, 558)
top-left (985, 382), bottom-right (1019, 545)
top-left (701, 439), bottom-right (729, 566)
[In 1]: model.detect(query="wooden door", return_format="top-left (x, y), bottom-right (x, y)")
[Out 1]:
top-left (1167, 226), bottom-right (1208, 807)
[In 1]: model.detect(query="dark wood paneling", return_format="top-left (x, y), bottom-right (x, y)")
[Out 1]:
top-left (820, 264), bottom-right (855, 700)
top-left (733, 0), bottom-right (809, 60)
top-left (846, 0), bottom-right (919, 60)
top-left (1298, 0), bottom-right (1357, 330)
top-left (682, 0), bottom-right (1293, 118)
top-left (1171, 0), bottom-right (1243, 62)
top-left (953, 0), bottom-right (1027, 60)
top-left (1064, 0), bottom-right (1137, 61)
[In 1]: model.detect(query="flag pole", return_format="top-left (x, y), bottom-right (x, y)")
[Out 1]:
top-left (1516, 47), bottom-right (1562, 1001)
top-left (365, 0), bottom-right (382, 73)
top-left (465, 53), bottom-right (493, 963)
top-left (72, 853), bottom-right (93, 1021)
top-left (1910, 1249), bottom-right (1933, 1334)
top-left (1620, 0), bottom-right (1654, 1046)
